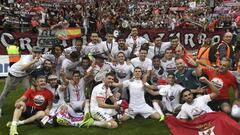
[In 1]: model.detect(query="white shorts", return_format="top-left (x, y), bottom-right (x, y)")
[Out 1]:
top-left (91, 108), bottom-right (117, 121)
top-left (126, 104), bottom-right (156, 119)
top-left (69, 101), bottom-right (84, 111)
top-left (231, 104), bottom-right (240, 118)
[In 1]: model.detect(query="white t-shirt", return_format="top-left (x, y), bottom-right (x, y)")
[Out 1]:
top-left (126, 36), bottom-right (148, 56)
top-left (111, 46), bottom-right (132, 59)
top-left (176, 95), bottom-right (213, 120)
top-left (93, 62), bottom-right (112, 82)
top-left (161, 57), bottom-right (176, 74)
top-left (102, 41), bottom-right (118, 54)
top-left (158, 84), bottom-right (185, 112)
top-left (64, 46), bottom-right (84, 56)
top-left (84, 42), bottom-right (105, 55)
top-left (150, 67), bottom-right (167, 85)
top-left (67, 79), bottom-right (86, 102)
top-left (90, 83), bottom-right (113, 112)
top-left (147, 42), bottom-right (171, 59)
top-left (122, 79), bottom-right (147, 109)
top-left (61, 58), bottom-right (80, 79)
top-left (131, 57), bottom-right (152, 73)
top-left (46, 84), bottom-right (65, 108)
top-left (111, 62), bottom-right (134, 82)
top-left (9, 55), bottom-right (44, 77)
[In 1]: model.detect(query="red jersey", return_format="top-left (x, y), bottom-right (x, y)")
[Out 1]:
top-left (24, 88), bottom-right (53, 110)
top-left (203, 68), bottom-right (237, 100)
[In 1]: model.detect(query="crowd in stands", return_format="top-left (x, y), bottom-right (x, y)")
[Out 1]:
top-left (1, 0), bottom-right (240, 34)
top-left (0, 0), bottom-right (240, 135)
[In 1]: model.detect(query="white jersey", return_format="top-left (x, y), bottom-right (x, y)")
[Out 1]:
top-left (9, 55), bottom-right (44, 77)
top-left (161, 57), bottom-right (176, 74)
top-left (111, 62), bottom-right (134, 82)
top-left (147, 42), bottom-right (171, 59)
top-left (158, 84), bottom-right (185, 112)
top-left (102, 41), bottom-right (118, 54)
top-left (126, 36), bottom-right (148, 56)
top-left (93, 62), bottom-right (112, 82)
top-left (68, 79), bottom-right (86, 102)
top-left (150, 66), bottom-right (167, 85)
top-left (131, 57), bottom-right (152, 73)
top-left (42, 53), bottom-right (65, 79)
top-left (46, 84), bottom-right (65, 108)
top-left (61, 58), bottom-right (80, 79)
top-left (122, 80), bottom-right (147, 109)
top-left (64, 46), bottom-right (84, 56)
top-left (90, 83), bottom-right (113, 112)
top-left (111, 46), bottom-right (132, 59)
top-left (231, 71), bottom-right (240, 89)
top-left (176, 95), bottom-right (213, 120)
top-left (84, 42), bottom-right (105, 55)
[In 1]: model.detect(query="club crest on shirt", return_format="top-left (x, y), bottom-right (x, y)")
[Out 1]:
top-left (33, 95), bottom-right (45, 106)
top-left (196, 122), bottom-right (215, 135)
top-left (211, 77), bottom-right (223, 90)
top-left (116, 69), bottom-right (127, 79)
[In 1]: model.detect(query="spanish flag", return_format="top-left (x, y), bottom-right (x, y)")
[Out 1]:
top-left (57, 27), bottom-right (81, 40)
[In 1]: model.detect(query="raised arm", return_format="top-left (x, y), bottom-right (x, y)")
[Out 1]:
top-left (199, 76), bottom-right (218, 99)
top-left (21, 56), bottom-right (40, 71)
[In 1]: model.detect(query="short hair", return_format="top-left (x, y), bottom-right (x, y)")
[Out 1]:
top-left (164, 47), bottom-right (173, 53)
top-left (37, 75), bottom-right (46, 80)
top-left (105, 72), bottom-right (115, 78)
top-left (220, 57), bottom-right (232, 67)
top-left (152, 55), bottom-right (160, 60)
top-left (140, 45), bottom-right (149, 52)
top-left (175, 57), bottom-right (184, 62)
top-left (180, 89), bottom-right (192, 103)
top-left (116, 35), bottom-right (125, 42)
top-left (167, 72), bottom-right (175, 78)
top-left (43, 59), bottom-right (53, 64)
top-left (170, 35), bottom-right (179, 41)
top-left (75, 39), bottom-right (83, 44)
top-left (70, 51), bottom-right (80, 59)
top-left (52, 45), bottom-right (63, 54)
top-left (134, 66), bottom-right (142, 71)
top-left (106, 30), bottom-right (114, 35)
top-left (72, 71), bottom-right (81, 76)
top-left (91, 31), bottom-right (99, 35)
top-left (117, 51), bottom-right (126, 57)
top-left (131, 26), bottom-right (138, 30)
top-left (141, 43), bottom-right (149, 50)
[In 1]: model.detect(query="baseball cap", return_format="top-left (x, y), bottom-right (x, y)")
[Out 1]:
top-left (48, 75), bottom-right (57, 80)
top-left (32, 46), bottom-right (43, 53)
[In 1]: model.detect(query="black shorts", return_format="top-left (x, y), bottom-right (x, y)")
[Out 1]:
top-left (145, 93), bottom-right (162, 107)
top-left (22, 106), bottom-right (41, 119)
top-left (207, 99), bottom-right (230, 111)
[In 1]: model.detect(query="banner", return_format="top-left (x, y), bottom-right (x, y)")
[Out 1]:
top-left (0, 28), bottom-right (227, 55)
top-left (165, 112), bottom-right (240, 135)
top-left (0, 55), bottom-right (9, 77)
top-left (0, 55), bottom-right (31, 77)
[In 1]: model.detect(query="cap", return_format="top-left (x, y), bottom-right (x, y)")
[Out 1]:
top-left (48, 75), bottom-right (57, 80)
top-left (32, 46), bottom-right (43, 53)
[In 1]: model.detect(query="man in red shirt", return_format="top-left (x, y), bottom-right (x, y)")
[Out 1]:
top-left (8, 76), bottom-right (53, 135)
top-left (194, 57), bottom-right (239, 111)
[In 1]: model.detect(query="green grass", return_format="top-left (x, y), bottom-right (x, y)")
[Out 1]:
top-left (0, 79), bottom-right (171, 135)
